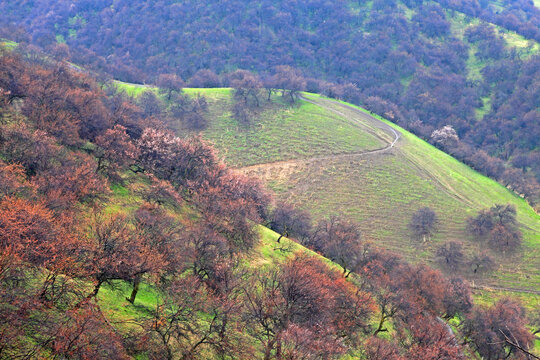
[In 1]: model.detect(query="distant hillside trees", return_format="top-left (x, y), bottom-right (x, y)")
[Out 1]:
top-left (409, 207), bottom-right (438, 242)
top-left (157, 73), bottom-right (184, 101)
top-left (436, 241), bottom-right (464, 271)
top-left (468, 252), bottom-right (496, 275)
top-left (271, 65), bottom-right (307, 103)
top-left (467, 204), bottom-right (522, 252)
top-left (188, 69), bottom-right (221, 88)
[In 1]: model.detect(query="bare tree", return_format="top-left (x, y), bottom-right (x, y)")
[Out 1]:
top-left (436, 241), bottom-right (464, 271)
top-left (409, 207), bottom-right (437, 242)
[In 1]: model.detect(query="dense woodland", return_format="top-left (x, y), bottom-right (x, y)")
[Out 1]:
top-left (1, 0), bottom-right (539, 206)
top-left (0, 45), bottom-right (537, 359)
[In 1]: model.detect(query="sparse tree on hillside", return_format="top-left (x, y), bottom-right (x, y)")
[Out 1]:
top-left (82, 212), bottom-right (162, 300)
top-left (128, 203), bottom-right (179, 303)
top-left (307, 216), bottom-right (362, 277)
top-left (468, 252), bottom-right (495, 275)
top-left (157, 73), bottom-right (184, 101)
top-left (436, 241), bottom-right (464, 271)
top-left (409, 207), bottom-right (437, 242)
top-left (232, 101), bottom-right (251, 127)
top-left (268, 202), bottom-right (312, 243)
top-left (467, 209), bottom-right (494, 237)
top-left (182, 93), bottom-right (209, 130)
top-left (467, 204), bottom-right (522, 252)
top-left (272, 65), bottom-right (306, 103)
top-left (138, 90), bottom-right (164, 118)
top-left (488, 224), bottom-right (522, 253)
top-left (230, 69), bottom-right (262, 107)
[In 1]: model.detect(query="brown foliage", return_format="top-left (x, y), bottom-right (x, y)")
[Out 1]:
top-left (0, 122), bottom-right (63, 176)
top-left (137, 128), bottom-right (220, 189)
top-left (306, 216), bottom-right (361, 277)
top-left (364, 337), bottom-right (404, 360)
top-left (95, 124), bottom-right (139, 177)
top-left (0, 160), bottom-right (36, 199)
top-left (0, 197), bottom-right (77, 273)
top-left (244, 254), bottom-right (375, 359)
top-left (463, 299), bottom-right (534, 360)
top-left (81, 211), bottom-right (165, 299)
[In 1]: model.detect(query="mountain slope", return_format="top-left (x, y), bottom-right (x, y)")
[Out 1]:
top-left (137, 85), bottom-right (540, 291)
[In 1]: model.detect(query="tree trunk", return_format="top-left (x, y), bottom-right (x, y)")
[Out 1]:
top-left (264, 337), bottom-right (276, 360)
top-left (374, 311), bottom-right (387, 335)
top-left (276, 331), bottom-right (282, 360)
top-left (89, 279), bottom-right (104, 299)
top-left (127, 274), bottom-right (142, 304)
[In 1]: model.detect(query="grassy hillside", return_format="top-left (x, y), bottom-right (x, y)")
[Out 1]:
top-left (246, 94), bottom-right (539, 291)
top-left (116, 81), bottom-right (539, 291)
top-left (116, 83), bottom-right (387, 167)
top-left (119, 84), bottom-right (537, 292)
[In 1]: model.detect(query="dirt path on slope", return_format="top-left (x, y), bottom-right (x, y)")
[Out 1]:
top-left (470, 283), bottom-right (540, 295)
top-left (236, 95), bottom-right (401, 172)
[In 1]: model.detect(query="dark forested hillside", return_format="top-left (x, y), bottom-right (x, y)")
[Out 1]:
top-left (1, 0), bottom-right (539, 206)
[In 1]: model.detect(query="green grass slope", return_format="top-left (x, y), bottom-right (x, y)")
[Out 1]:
top-left (114, 82), bottom-right (539, 291)
top-left (150, 85), bottom-right (538, 292)
top-left (115, 83), bottom-right (386, 167)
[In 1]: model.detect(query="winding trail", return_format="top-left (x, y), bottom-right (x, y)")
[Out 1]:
top-left (469, 283), bottom-right (540, 295)
top-left (237, 95), bottom-right (401, 172)
top-left (238, 95), bottom-right (540, 297)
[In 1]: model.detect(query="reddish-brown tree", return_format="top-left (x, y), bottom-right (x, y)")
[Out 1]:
top-left (268, 202), bottom-right (312, 243)
top-left (0, 160), bottom-right (36, 199)
top-left (363, 337), bottom-right (404, 360)
top-left (463, 299), bottom-right (534, 360)
top-left (307, 216), bottom-right (362, 277)
top-left (94, 124), bottom-right (139, 177)
top-left (243, 254), bottom-right (374, 360)
top-left (81, 212), bottom-right (160, 300)
top-left (137, 128), bottom-right (220, 189)
top-left (0, 122), bottom-right (63, 176)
